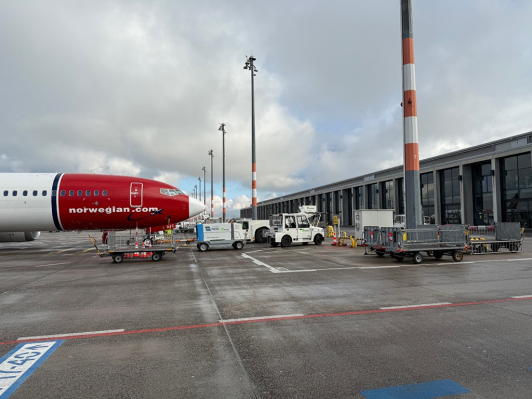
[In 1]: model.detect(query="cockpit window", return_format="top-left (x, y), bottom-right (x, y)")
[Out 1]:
top-left (160, 188), bottom-right (185, 196)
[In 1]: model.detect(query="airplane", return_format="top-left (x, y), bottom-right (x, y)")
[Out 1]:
top-left (0, 173), bottom-right (206, 242)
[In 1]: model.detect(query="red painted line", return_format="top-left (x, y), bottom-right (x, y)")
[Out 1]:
top-left (1, 296), bottom-right (531, 346)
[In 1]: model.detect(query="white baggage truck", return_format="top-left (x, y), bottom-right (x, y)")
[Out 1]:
top-left (196, 223), bottom-right (247, 251)
top-left (267, 212), bottom-right (325, 247)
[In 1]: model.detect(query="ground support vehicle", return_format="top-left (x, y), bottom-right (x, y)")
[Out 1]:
top-left (267, 212), bottom-right (325, 247)
top-left (236, 219), bottom-right (270, 243)
top-left (196, 223), bottom-right (247, 252)
top-left (354, 210), bottom-right (394, 240)
top-left (364, 225), bottom-right (467, 264)
top-left (90, 231), bottom-right (177, 263)
top-left (468, 222), bottom-right (523, 254)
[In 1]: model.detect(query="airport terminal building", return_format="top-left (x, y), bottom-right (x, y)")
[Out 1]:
top-left (240, 131), bottom-right (532, 228)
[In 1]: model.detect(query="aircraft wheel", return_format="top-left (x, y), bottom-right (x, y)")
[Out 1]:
top-left (112, 254), bottom-right (124, 264)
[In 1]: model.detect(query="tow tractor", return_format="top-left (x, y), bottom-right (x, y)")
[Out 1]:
top-left (267, 211), bottom-right (325, 247)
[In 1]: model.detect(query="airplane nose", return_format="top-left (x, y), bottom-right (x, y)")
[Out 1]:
top-left (189, 197), bottom-right (206, 218)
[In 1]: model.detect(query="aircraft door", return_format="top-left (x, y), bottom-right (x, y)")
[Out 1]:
top-left (130, 183), bottom-right (143, 207)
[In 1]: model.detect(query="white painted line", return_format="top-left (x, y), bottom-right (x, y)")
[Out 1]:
top-left (17, 329), bottom-right (125, 340)
top-left (380, 302), bottom-right (452, 310)
top-left (358, 265), bottom-right (401, 269)
top-left (35, 262), bottom-right (71, 268)
top-left (511, 295), bottom-right (532, 299)
top-left (241, 253), bottom-right (282, 273)
top-left (220, 314), bottom-right (304, 323)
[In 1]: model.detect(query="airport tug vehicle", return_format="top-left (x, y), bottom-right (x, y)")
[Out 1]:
top-left (267, 211), bottom-right (325, 247)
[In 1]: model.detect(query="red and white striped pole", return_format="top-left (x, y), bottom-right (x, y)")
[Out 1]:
top-left (401, 0), bottom-right (422, 229)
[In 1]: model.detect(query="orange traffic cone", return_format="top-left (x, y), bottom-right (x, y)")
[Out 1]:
top-left (134, 252), bottom-right (139, 258)
top-left (141, 252), bottom-right (147, 258)
top-left (331, 231), bottom-right (337, 246)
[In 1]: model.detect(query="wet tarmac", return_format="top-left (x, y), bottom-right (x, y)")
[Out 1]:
top-left (1, 231), bottom-right (532, 398)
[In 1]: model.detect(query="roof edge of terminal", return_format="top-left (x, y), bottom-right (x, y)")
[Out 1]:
top-left (246, 130), bottom-right (532, 209)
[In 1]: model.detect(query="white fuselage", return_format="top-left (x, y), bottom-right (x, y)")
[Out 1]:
top-left (0, 173), bottom-right (57, 232)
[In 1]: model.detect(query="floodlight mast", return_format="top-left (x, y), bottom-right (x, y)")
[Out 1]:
top-left (208, 149), bottom-right (214, 218)
top-left (218, 123), bottom-right (227, 222)
top-left (202, 166), bottom-right (206, 217)
top-left (198, 176), bottom-right (201, 202)
top-left (244, 55), bottom-right (258, 220)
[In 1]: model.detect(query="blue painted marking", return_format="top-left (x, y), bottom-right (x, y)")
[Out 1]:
top-left (360, 379), bottom-right (470, 399)
top-left (0, 340), bottom-right (64, 398)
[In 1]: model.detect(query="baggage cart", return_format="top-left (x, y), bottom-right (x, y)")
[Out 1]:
top-left (468, 222), bottom-right (523, 254)
top-left (90, 231), bottom-right (177, 263)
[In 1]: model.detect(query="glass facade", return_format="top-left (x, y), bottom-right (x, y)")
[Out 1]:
top-left (473, 163), bottom-right (494, 225)
top-left (397, 178), bottom-right (404, 214)
top-left (354, 187), bottom-right (363, 209)
top-left (440, 167), bottom-right (461, 224)
top-left (420, 172), bottom-right (435, 223)
top-left (367, 183), bottom-right (378, 209)
top-left (381, 181), bottom-right (394, 210)
top-left (501, 153), bottom-right (532, 227)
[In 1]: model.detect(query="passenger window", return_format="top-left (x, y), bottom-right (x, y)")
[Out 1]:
top-left (86, 190), bottom-right (91, 196)
top-left (60, 190), bottom-right (66, 196)
top-left (13, 190), bottom-right (17, 196)
top-left (23, 190), bottom-right (28, 196)
top-left (33, 190), bottom-right (38, 196)
top-left (77, 190), bottom-right (82, 196)
top-left (42, 190), bottom-right (47, 196)
top-left (51, 190), bottom-right (56, 196)
top-left (3, 190), bottom-right (8, 196)
top-left (102, 190), bottom-right (108, 196)
top-left (69, 190), bottom-right (74, 196)
top-left (94, 190), bottom-right (99, 196)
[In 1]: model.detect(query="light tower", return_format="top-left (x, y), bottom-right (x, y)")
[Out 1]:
top-left (218, 123), bottom-right (227, 222)
top-left (401, 0), bottom-right (422, 229)
top-left (198, 177), bottom-right (201, 203)
top-left (208, 149), bottom-right (214, 218)
top-left (202, 166), bottom-right (206, 217)
top-left (244, 55), bottom-right (258, 220)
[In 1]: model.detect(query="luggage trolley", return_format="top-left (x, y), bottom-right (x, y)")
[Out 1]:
top-left (90, 231), bottom-right (177, 263)
top-left (392, 225), bottom-right (467, 264)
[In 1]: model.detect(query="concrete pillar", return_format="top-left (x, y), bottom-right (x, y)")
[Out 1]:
top-left (434, 170), bottom-right (442, 225)
top-left (493, 158), bottom-right (501, 223)
top-left (462, 164), bottom-right (474, 225)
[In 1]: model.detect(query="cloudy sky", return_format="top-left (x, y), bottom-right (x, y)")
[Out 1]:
top-left (1, 1), bottom-right (531, 218)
